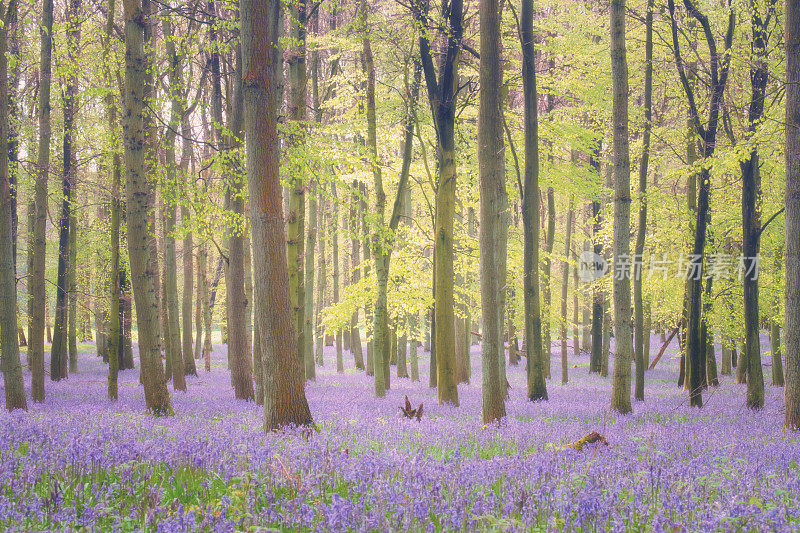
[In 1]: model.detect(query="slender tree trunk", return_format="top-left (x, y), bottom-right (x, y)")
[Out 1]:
top-left (704, 279), bottom-right (719, 387)
top-left (122, 267), bottom-right (134, 369)
top-left (521, 0), bottom-right (546, 401)
top-left (182, 121), bottom-right (197, 377)
top-left (360, 181), bottom-right (373, 370)
top-left (601, 302), bottom-right (610, 377)
top-left (0, 0), bottom-right (26, 411)
top-left (52, 0), bottom-right (82, 381)
top-left (332, 182), bottom-right (344, 373)
top-left (772, 323), bottom-right (784, 386)
top-left (7, 0), bottom-right (16, 272)
top-left (311, 9), bottom-right (325, 368)
top-left (560, 197), bottom-right (574, 385)
top-left (305, 187), bottom-right (317, 379)
top-left (572, 250), bottom-right (580, 358)
top-left (162, 12), bottom-right (185, 391)
top-left (589, 147), bottom-right (604, 374)
top-left (349, 181), bottom-right (364, 369)
top-left (633, 0), bottom-right (653, 402)
top-left (542, 188), bottom-right (555, 378)
top-left (610, 0), bottom-right (633, 414)
top-left (28, 0), bottom-right (52, 402)
top-left (741, 0), bottom-right (773, 409)
top-left (68, 210), bottom-right (78, 373)
top-left (122, 0), bottom-right (172, 415)
top-left (241, 0), bottom-right (314, 429)
top-left (315, 195), bottom-right (326, 366)
top-left (785, 0), bottom-right (800, 429)
top-left (360, 0), bottom-right (389, 396)
top-left (643, 303), bottom-right (651, 368)
top-left (101, 0), bottom-right (121, 397)
top-left (772, 246), bottom-right (784, 386)
top-left (287, 0), bottom-right (308, 380)
top-left (410, 312), bottom-right (420, 381)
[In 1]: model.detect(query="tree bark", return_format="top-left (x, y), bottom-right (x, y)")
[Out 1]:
top-left (633, 0), bottom-right (653, 402)
top-left (560, 197), bottom-right (574, 385)
top-left (0, 0), bottom-right (26, 411)
top-left (785, 0), bottom-right (800, 429)
top-left (610, 0), bottom-right (633, 414)
top-left (68, 210), bottom-right (78, 373)
top-left (51, 0), bottom-right (82, 382)
top-left (520, 0), bottom-right (547, 401)
top-left (241, 0), bottom-right (314, 429)
top-left (542, 188), bottom-right (555, 378)
top-left (349, 181), bottom-right (364, 369)
top-left (479, 0), bottom-right (507, 423)
top-left (740, 0), bottom-right (774, 409)
top-left (122, 0), bottom-right (172, 415)
top-left (162, 12), bottom-right (185, 392)
top-left (287, 0), bottom-right (308, 381)
top-left (28, 0), bottom-right (52, 402)
top-left (589, 147), bottom-right (603, 374)
top-left (331, 181), bottom-right (344, 373)
top-left (414, 0), bottom-right (462, 406)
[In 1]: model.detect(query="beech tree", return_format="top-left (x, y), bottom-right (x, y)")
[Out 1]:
top-left (0, 0), bottom-right (25, 412)
top-left (122, 0), bottom-right (172, 415)
top-left (241, 0), bottom-right (314, 430)
top-left (785, 0), bottom-right (800, 430)
top-left (609, 0), bottom-right (633, 415)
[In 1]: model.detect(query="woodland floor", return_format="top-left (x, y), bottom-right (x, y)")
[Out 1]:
top-left (0, 333), bottom-right (798, 531)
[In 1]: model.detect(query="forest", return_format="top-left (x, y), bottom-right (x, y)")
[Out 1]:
top-left (0, 0), bottom-right (799, 528)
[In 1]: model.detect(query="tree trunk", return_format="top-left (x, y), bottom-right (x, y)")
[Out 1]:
top-left (610, 0), bottom-right (633, 414)
top-left (741, 0), bottom-right (773, 410)
top-left (122, 0), bottom-right (172, 415)
top-left (360, 0), bottom-right (389, 396)
top-left (181, 119), bottom-right (197, 377)
top-left (589, 149), bottom-right (603, 374)
top-left (410, 312), bottom-right (420, 381)
top-left (521, 0), bottom-right (547, 401)
top-left (479, 0), bottom-right (507, 422)
top-left (0, 0), bottom-right (26, 411)
top-left (633, 0), bottom-right (653, 402)
top-left (101, 0), bottom-right (121, 397)
top-left (311, 9), bottom-right (325, 368)
top-left (51, 0), bottom-right (82, 382)
top-left (241, 0), bottom-right (314, 429)
top-left (28, 0), bottom-right (52, 402)
top-left (772, 323), bottom-right (784, 386)
top-left (121, 267), bottom-right (134, 370)
top-left (702, 274), bottom-right (718, 387)
top-left (287, 0), bottom-right (307, 381)
top-left (667, 0), bottom-right (733, 408)
top-left (572, 249), bottom-right (580, 359)
top-left (542, 188), bottom-right (555, 378)
top-left (560, 197), bottom-right (574, 385)
top-left (162, 12), bottom-right (185, 392)
top-left (349, 181), bottom-right (364, 369)
top-left (331, 182), bottom-right (344, 373)
top-left (315, 194), bottom-right (326, 366)
top-left (601, 302), bottom-right (610, 377)
top-left (415, 0), bottom-right (462, 406)
top-left (785, 0), bottom-right (800, 429)
top-left (304, 187), bottom-right (317, 380)
top-left (68, 210), bottom-right (78, 373)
